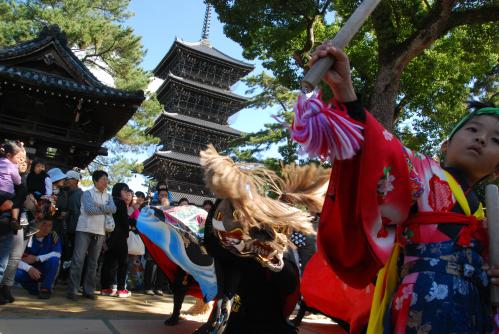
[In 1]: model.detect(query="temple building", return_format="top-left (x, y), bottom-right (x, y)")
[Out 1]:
top-left (143, 5), bottom-right (254, 205)
top-left (0, 25), bottom-right (145, 169)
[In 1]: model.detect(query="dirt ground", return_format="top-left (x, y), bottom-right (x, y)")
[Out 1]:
top-left (0, 287), bottom-right (346, 334)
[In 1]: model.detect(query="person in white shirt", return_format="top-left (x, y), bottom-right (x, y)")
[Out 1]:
top-left (67, 170), bottom-right (116, 300)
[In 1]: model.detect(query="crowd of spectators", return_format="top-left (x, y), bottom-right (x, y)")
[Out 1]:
top-left (0, 140), bottom-right (213, 304)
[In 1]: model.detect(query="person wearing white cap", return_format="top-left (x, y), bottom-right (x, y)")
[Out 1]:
top-left (59, 170), bottom-right (83, 283)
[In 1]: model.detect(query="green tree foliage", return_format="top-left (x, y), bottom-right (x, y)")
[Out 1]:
top-left (0, 0), bottom-right (162, 182)
top-left (208, 0), bottom-right (498, 155)
top-left (229, 72), bottom-right (299, 164)
top-left (229, 72), bottom-right (332, 170)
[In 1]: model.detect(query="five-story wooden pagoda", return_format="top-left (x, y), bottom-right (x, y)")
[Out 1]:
top-left (143, 6), bottom-right (254, 205)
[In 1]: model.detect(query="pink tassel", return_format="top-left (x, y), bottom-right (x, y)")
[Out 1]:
top-left (285, 91), bottom-right (364, 161)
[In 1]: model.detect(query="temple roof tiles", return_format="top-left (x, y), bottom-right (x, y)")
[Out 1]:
top-left (149, 111), bottom-right (242, 136)
top-left (157, 72), bottom-right (248, 102)
top-left (153, 150), bottom-right (201, 166)
top-left (0, 65), bottom-right (144, 103)
top-left (0, 25), bottom-right (144, 103)
top-left (176, 39), bottom-right (254, 69)
top-left (153, 38), bottom-right (254, 76)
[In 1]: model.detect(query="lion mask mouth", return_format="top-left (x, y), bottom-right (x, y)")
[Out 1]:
top-left (211, 199), bottom-right (286, 272)
top-left (214, 227), bottom-right (285, 271)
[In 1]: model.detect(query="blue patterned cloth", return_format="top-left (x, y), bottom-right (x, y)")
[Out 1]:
top-left (137, 207), bottom-right (218, 301)
top-left (384, 240), bottom-right (492, 333)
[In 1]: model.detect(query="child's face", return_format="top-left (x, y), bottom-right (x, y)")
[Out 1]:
top-left (445, 115), bottom-right (499, 183)
top-left (8, 151), bottom-right (24, 165)
top-left (17, 153), bottom-right (27, 173)
top-left (158, 191), bottom-right (169, 206)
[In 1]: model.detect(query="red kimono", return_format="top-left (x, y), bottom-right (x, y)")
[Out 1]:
top-left (300, 99), bottom-right (490, 333)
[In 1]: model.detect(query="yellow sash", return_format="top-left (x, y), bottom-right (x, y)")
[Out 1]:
top-left (366, 243), bottom-right (400, 334)
top-left (443, 170), bottom-right (484, 219)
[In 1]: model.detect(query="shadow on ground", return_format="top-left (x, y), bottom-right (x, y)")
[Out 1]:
top-left (0, 287), bottom-right (346, 334)
top-left (0, 287), bottom-right (193, 320)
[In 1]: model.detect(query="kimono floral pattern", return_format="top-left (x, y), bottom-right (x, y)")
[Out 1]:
top-left (383, 129), bottom-right (394, 141)
top-left (424, 281), bottom-right (448, 302)
top-left (428, 175), bottom-right (454, 212)
top-left (377, 167), bottom-right (396, 198)
top-left (405, 155), bottom-right (425, 201)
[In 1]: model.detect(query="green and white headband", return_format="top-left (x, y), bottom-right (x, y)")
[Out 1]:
top-left (449, 107), bottom-right (499, 139)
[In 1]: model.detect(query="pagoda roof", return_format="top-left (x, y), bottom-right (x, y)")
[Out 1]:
top-left (157, 72), bottom-right (248, 102)
top-left (149, 112), bottom-right (242, 136)
top-left (153, 38), bottom-right (254, 76)
top-left (153, 151), bottom-right (201, 166)
top-left (177, 39), bottom-right (254, 69)
top-left (0, 25), bottom-right (144, 103)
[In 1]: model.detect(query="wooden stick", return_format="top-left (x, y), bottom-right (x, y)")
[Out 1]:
top-left (486, 184), bottom-right (499, 305)
top-left (301, 0), bottom-right (382, 92)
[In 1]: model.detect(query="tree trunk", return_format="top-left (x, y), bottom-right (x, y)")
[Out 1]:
top-left (368, 59), bottom-right (405, 129)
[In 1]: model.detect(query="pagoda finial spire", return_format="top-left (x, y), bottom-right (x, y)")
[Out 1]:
top-left (201, 3), bottom-right (212, 41)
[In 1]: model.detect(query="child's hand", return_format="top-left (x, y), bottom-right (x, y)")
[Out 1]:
top-left (308, 42), bottom-right (357, 103)
top-left (483, 264), bottom-right (499, 285)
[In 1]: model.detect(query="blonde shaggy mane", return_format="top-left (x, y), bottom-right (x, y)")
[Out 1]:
top-left (278, 164), bottom-right (331, 214)
top-left (200, 145), bottom-right (314, 236)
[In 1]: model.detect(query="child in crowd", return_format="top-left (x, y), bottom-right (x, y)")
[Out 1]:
top-left (0, 141), bottom-right (24, 223)
top-left (0, 142), bottom-right (24, 211)
top-left (15, 199), bottom-right (60, 299)
top-left (126, 189), bottom-right (139, 221)
top-left (151, 181), bottom-right (171, 206)
top-left (134, 191), bottom-right (148, 210)
top-left (302, 43), bottom-right (499, 333)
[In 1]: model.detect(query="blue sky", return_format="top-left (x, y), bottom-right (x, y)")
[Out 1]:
top-left (127, 0), bottom-right (278, 133)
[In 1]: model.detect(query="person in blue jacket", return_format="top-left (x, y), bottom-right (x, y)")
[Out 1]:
top-left (15, 199), bottom-right (61, 299)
